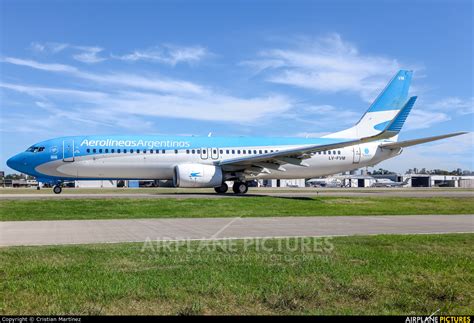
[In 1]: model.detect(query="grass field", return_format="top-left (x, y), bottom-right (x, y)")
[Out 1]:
top-left (1, 187), bottom-right (474, 194)
top-left (1, 234), bottom-right (472, 315)
top-left (1, 196), bottom-right (473, 221)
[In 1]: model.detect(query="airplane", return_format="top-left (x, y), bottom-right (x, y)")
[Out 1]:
top-left (371, 178), bottom-right (410, 188)
top-left (306, 177), bottom-right (343, 188)
top-left (6, 70), bottom-right (467, 195)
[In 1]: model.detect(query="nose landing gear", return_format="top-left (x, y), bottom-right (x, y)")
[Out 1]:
top-left (53, 185), bottom-right (62, 194)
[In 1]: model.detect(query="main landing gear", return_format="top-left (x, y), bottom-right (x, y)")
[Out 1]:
top-left (232, 181), bottom-right (248, 194)
top-left (214, 183), bottom-right (228, 194)
top-left (214, 181), bottom-right (249, 194)
top-left (53, 185), bottom-right (62, 194)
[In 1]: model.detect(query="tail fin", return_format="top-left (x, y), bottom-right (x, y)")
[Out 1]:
top-left (324, 70), bottom-right (413, 139)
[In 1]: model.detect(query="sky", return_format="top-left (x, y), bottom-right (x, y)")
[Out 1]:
top-left (0, 0), bottom-right (473, 174)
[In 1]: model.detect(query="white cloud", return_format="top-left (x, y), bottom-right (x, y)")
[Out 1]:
top-left (72, 46), bottom-right (106, 64)
top-left (429, 97), bottom-right (474, 115)
top-left (0, 57), bottom-right (77, 73)
top-left (242, 33), bottom-right (413, 102)
top-left (1, 57), bottom-right (295, 125)
top-left (29, 42), bottom-right (106, 63)
top-left (0, 82), bottom-right (293, 124)
top-left (404, 109), bottom-right (451, 130)
top-left (0, 82), bottom-right (107, 101)
top-left (1, 57), bottom-right (203, 94)
top-left (113, 44), bottom-right (210, 66)
top-left (30, 42), bottom-right (69, 53)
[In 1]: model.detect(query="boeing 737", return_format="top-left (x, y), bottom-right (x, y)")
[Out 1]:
top-left (6, 70), bottom-right (467, 194)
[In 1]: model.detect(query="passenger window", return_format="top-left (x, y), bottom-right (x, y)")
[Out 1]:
top-left (124, 149), bottom-right (127, 153)
top-left (192, 149), bottom-right (195, 154)
top-left (174, 150), bottom-right (178, 154)
top-left (186, 149), bottom-right (190, 154)
top-left (117, 149), bottom-right (121, 153)
top-left (232, 150), bottom-right (235, 154)
top-left (323, 151), bottom-right (326, 155)
top-left (338, 151), bottom-right (341, 155)
top-left (213, 149), bottom-right (217, 154)
top-left (253, 150), bottom-right (257, 154)
top-left (87, 149), bottom-right (90, 153)
top-left (270, 150), bottom-right (274, 153)
top-left (137, 150), bottom-right (140, 154)
top-left (259, 150), bottom-right (262, 154)
top-left (264, 150), bottom-right (268, 153)
top-left (162, 150), bottom-right (166, 154)
top-left (237, 150), bottom-right (241, 154)
top-left (328, 151), bottom-right (331, 155)
top-left (93, 149), bottom-right (96, 153)
top-left (105, 149), bottom-right (109, 153)
top-left (111, 149), bottom-right (115, 153)
top-left (226, 150), bottom-right (229, 154)
top-left (219, 149), bottom-right (223, 154)
top-left (243, 150), bottom-right (246, 154)
top-left (130, 149), bottom-right (134, 153)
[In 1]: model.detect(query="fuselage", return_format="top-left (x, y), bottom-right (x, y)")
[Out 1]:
top-left (7, 135), bottom-right (400, 183)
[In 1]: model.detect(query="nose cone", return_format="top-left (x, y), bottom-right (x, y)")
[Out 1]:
top-left (7, 153), bottom-right (25, 172)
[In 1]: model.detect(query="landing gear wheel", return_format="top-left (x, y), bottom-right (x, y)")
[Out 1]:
top-left (53, 185), bottom-right (62, 194)
top-left (214, 183), bottom-right (228, 194)
top-left (232, 181), bottom-right (248, 194)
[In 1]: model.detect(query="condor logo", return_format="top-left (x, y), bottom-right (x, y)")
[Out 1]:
top-left (189, 172), bottom-right (202, 178)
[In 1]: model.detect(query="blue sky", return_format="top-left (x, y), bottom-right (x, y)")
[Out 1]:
top-left (1, 0), bottom-right (473, 173)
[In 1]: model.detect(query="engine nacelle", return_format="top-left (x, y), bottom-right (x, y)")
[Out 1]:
top-left (173, 164), bottom-right (223, 188)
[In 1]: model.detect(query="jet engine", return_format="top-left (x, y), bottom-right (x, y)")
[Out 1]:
top-left (173, 164), bottom-right (223, 188)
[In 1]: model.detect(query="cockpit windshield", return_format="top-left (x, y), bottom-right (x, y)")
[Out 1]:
top-left (26, 146), bottom-right (45, 153)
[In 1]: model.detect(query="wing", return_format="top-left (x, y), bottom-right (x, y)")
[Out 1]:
top-left (218, 97), bottom-right (416, 171)
top-left (379, 132), bottom-right (467, 149)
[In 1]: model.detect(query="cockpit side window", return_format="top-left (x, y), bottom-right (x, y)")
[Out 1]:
top-left (26, 146), bottom-right (45, 153)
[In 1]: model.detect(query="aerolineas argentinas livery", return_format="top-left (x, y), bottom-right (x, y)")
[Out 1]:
top-left (7, 70), bottom-right (467, 194)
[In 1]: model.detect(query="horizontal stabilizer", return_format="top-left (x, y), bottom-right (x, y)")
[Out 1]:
top-left (379, 132), bottom-right (468, 149)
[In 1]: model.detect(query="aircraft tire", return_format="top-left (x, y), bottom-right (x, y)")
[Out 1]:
top-left (232, 181), bottom-right (248, 194)
top-left (53, 185), bottom-right (62, 194)
top-left (214, 183), bottom-right (228, 194)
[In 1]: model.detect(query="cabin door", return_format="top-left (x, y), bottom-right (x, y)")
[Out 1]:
top-left (352, 145), bottom-right (361, 164)
top-left (63, 140), bottom-right (75, 162)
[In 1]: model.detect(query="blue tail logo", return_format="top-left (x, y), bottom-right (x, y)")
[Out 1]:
top-left (190, 172), bottom-right (202, 178)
